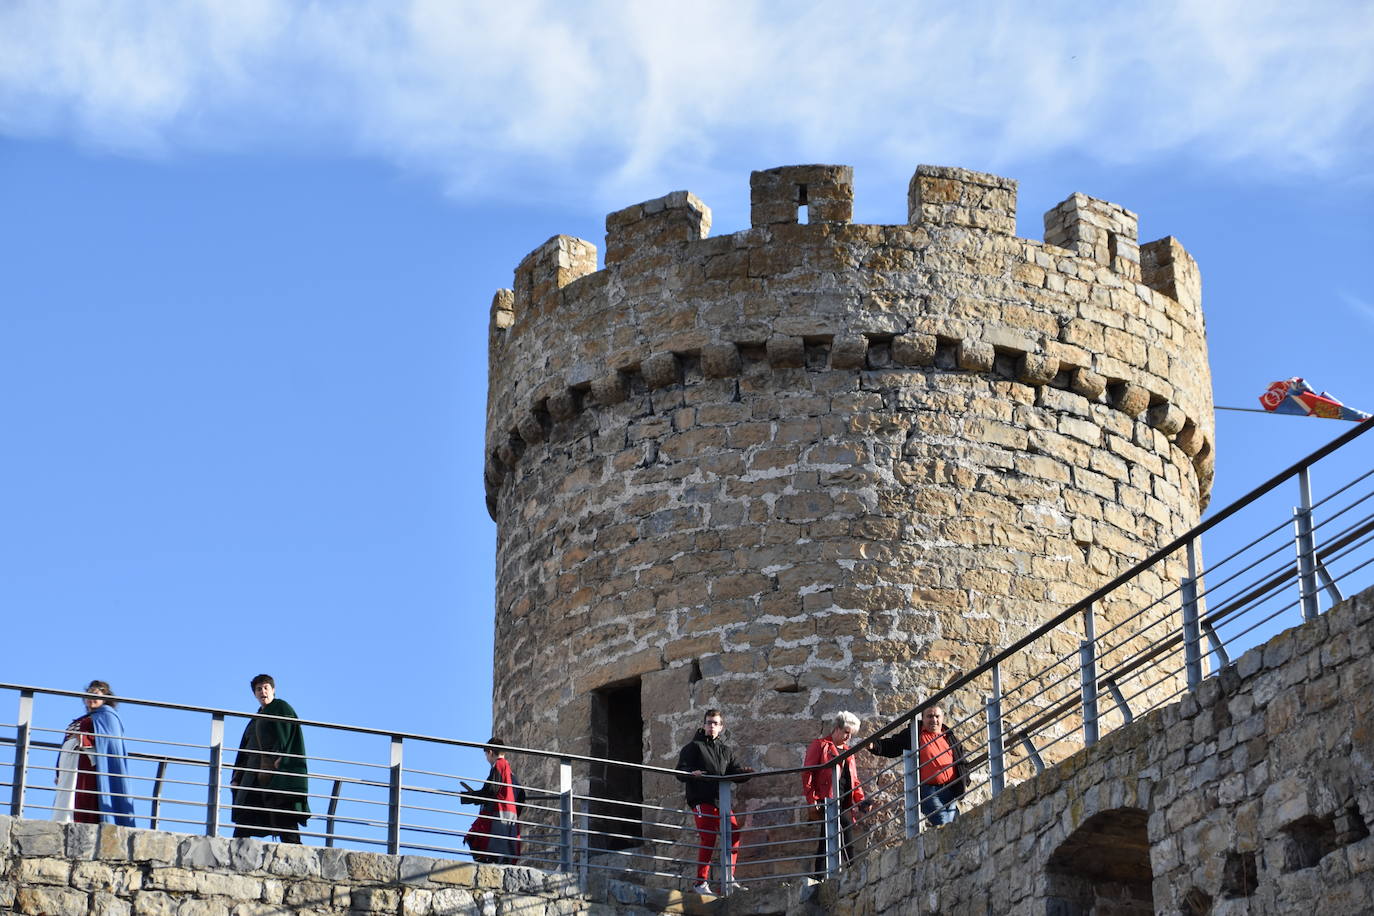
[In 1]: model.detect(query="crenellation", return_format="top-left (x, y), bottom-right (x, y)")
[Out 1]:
top-left (512, 234), bottom-right (598, 320)
top-left (909, 164), bottom-right (1018, 234)
top-left (604, 190), bottom-right (712, 267)
top-left (750, 164), bottom-right (854, 228)
top-left (1141, 236), bottom-right (1202, 311)
top-left (1044, 193), bottom-right (1141, 281)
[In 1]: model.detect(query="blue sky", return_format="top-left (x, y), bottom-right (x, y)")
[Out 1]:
top-left (2, 1), bottom-right (1372, 769)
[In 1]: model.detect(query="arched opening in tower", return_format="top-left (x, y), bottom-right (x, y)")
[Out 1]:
top-left (1043, 806), bottom-right (1153, 915)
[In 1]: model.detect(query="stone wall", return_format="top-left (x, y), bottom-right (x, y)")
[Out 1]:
top-left (482, 162), bottom-right (1215, 862)
top-left (724, 583), bottom-right (1374, 915)
top-left (7, 586), bottom-right (1369, 914)
top-left (0, 821), bottom-right (589, 916)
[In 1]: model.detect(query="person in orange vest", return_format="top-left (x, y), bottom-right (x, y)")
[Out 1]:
top-left (801, 711), bottom-right (869, 875)
top-left (868, 704), bottom-right (968, 826)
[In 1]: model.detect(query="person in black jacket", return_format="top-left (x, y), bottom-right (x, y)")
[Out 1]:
top-left (867, 704), bottom-right (969, 826)
top-left (675, 708), bottom-right (754, 896)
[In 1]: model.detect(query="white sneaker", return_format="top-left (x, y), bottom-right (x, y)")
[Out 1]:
top-left (725, 880), bottom-right (748, 893)
top-left (692, 880), bottom-right (713, 895)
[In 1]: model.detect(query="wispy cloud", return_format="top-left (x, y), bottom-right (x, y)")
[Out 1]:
top-left (2, 0), bottom-right (1371, 203)
top-left (1339, 292), bottom-right (1374, 326)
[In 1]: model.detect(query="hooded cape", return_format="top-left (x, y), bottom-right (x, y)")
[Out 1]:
top-left (236, 698), bottom-right (310, 814)
top-left (87, 705), bottom-right (137, 827)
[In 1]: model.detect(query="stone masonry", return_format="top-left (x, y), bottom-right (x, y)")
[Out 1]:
top-left (484, 164), bottom-right (1214, 855)
top-left (0, 820), bottom-right (588, 916)
top-left (7, 585), bottom-right (1370, 914)
top-left (711, 581), bottom-right (1374, 915)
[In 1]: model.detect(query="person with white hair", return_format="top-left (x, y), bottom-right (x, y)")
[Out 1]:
top-left (801, 711), bottom-right (868, 876)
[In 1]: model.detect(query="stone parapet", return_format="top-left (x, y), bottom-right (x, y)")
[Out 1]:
top-left (0, 822), bottom-right (599, 916)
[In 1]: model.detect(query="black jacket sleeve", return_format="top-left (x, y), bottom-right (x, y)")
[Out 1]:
top-left (675, 743), bottom-right (699, 783)
top-left (869, 728), bottom-right (912, 758)
top-left (947, 729), bottom-right (970, 798)
top-left (724, 751), bottom-right (754, 782)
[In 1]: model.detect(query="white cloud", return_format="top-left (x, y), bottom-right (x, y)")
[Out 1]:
top-left (1, 0), bottom-right (1371, 202)
top-left (1339, 292), bottom-right (1374, 326)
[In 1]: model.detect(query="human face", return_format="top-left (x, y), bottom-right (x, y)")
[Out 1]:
top-left (702, 715), bottom-right (724, 739)
top-left (830, 721), bottom-right (855, 745)
top-left (254, 681), bottom-right (275, 707)
top-left (83, 689), bottom-right (106, 712)
top-left (921, 707), bottom-right (943, 732)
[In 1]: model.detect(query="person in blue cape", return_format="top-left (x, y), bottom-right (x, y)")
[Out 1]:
top-left (54, 680), bottom-right (137, 826)
top-left (231, 673), bottom-right (311, 843)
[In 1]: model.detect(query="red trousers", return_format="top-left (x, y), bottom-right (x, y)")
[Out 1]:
top-left (692, 803), bottom-right (740, 881)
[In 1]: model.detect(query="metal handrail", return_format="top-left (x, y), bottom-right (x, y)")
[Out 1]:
top-left (858, 418), bottom-right (1374, 756)
top-left (4, 420), bottom-right (1370, 894)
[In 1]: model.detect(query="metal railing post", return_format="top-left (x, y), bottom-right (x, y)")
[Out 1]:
top-left (558, 757), bottom-right (574, 873)
top-left (325, 778), bottom-right (343, 848)
top-left (903, 718), bottom-right (920, 839)
top-left (1080, 605), bottom-right (1099, 746)
top-left (10, 690), bottom-right (33, 817)
top-left (824, 762), bottom-right (841, 877)
top-left (576, 799), bottom-right (589, 892)
top-left (1182, 541), bottom-right (1203, 691)
top-left (206, 714), bottom-right (224, 835)
top-left (1294, 467), bottom-right (1321, 620)
top-left (987, 664), bottom-right (1005, 797)
top-left (717, 780), bottom-right (734, 893)
top-left (150, 759), bottom-right (169, 830)
top-left (387, 736), bottom-right (403, 855)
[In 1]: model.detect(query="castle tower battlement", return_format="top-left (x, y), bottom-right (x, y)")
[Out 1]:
top-left (483, 164), bottom-right (1213, 833)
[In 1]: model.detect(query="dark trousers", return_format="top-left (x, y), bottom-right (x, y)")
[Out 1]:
top-left (807, 803), bottom-right (855, 876)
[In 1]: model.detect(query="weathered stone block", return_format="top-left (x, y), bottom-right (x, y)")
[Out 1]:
top-left (15, 885), bottom-right (88, 916)
top-left (351, 886), bottom-right (401, 912)
top-left (1148, 401), bottom-right (1186, 435)
top-left (829, 336), bottom-right (868, 370)
top-left (1113, 383), bottom-right (1150, 417)
top-left (956, 338), bottom-right (995, 372)
top-left (178, 835), bottom-right (231, 869)
top-left (131, 889), bottom-right (175, 916)
top-left (1017, 352), bottom-right (1059, 386)
top-left (348, 850), bottom-right (400, 884)
top-left (129, 830), bottom-right (177, 865)
top-left (641, 351), bottom-right (680, 389)
top-left (766, 335), bottom-right (805, 368)
top-left (14, 819), bottom-right (64, 857)
top-left (891, 333), bottom-right (936, 367)
top-left (545, 389), bottom-right (578, 423)
top-left (17, 856), bottom-right (71, 885)
top-left (701, 342), bottom-right (742, 379)
top-left (264, 843), bottom-right (320, 879)
top-left (589, 370), bottom-right (627, 406)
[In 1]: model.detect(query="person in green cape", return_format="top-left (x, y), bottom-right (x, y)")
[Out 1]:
top-left (231, 673), bottom-right (311, 843)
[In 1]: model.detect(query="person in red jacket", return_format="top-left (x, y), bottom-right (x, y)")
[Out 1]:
top-left (801, 711), bottom-right (868, 876)
top-left (460, 739), bottom-right (520, 864)
top-left (868, 704), bottom-right (969, 826)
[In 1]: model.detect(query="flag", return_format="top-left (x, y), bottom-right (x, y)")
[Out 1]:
top-left (1259, 378), bottom-right (1371, 422)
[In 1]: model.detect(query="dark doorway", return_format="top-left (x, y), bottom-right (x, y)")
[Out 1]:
top-left (589, 678), bottom-right (644, 851)
top-left (1044, 807), bottom-right (1154, 915)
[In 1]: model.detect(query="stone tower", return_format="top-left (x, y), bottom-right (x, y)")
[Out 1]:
top-left (483, 164), bottom-right (1212, 824)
